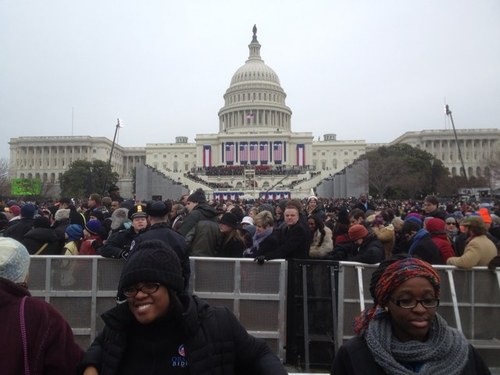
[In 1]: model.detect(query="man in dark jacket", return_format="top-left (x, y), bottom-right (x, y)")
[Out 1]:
top-left (347, 224), bottom-right (385, 264)
top-left (129, 201), bottom-right (190, 290)
top-left (79, 240), bottom-right (287, 375)
top-left (262, 199), bottom-right (311, 260)
top-left (3, 203), bottom-right (36, 242)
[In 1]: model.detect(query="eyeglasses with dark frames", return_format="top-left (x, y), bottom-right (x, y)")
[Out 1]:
top-left (390, 298), bottom-right (440, 309)
top-left (122, 282), bottom-right (161, 298)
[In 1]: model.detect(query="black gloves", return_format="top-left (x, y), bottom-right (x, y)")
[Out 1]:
top-left (254, 255), bottom-right (266, 265)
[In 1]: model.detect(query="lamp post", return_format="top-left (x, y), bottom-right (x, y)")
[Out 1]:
top-left (102, 119), bottom-right (122, 195)
top-left (430, 158), bottom-right (435, 195)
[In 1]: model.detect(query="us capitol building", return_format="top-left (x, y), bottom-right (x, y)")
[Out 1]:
top-left (8, 26), bottom-right (500, 199)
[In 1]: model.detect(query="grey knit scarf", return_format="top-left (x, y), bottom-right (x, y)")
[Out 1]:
top-left (365, 313), bottom-right (469, 374)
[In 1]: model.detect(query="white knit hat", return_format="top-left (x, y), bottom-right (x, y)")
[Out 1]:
top-left (241, 216), bottom-right (254, 225)
top-left (0, 238), bottom-right (30, 283)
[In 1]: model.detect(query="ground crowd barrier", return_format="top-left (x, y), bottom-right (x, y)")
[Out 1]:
top-left (28, 256), bottom-right (288, 361)
top-left (28, 256), bottom-right (500, 372)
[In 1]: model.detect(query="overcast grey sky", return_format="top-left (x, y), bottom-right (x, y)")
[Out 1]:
top-left (1, 0), bottom-right (499, 159)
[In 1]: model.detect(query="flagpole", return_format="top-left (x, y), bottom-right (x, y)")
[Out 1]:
top-left (445, 105), bottom-right (467, 181)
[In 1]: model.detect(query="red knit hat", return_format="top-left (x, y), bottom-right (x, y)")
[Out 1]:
top-left (348, 224), bottom-right (368, 241)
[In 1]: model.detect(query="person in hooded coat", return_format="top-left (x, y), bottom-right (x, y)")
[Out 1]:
top-left (425, 217), bottom-right (456, 264)
top-left (22, 216), bottom-right (61, 255)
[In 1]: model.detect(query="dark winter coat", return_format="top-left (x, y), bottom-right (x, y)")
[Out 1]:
top-left (265, 221), bottom-right (310, 260)
top-left (22, 227), bottom-right (61, 255)
top-left (217, 232), bottom-right (246, 257)
top-left (52, 218), bottom-right (71, 249)
top-left (99, 226), bottom-right (141, 259)
top-left (331, 336), bottom-right (490, 375)
top-left (130, 222), bottom-right (190, 290)
top-left (254, 231), bottom-right (280, 258)
top-left (408, 229), bottom-right (442, 264)
top-left (349, 233), bottom-right (385, 264)
top-left (0, 278), bottom-right (83, 374)
top-left (78, 294), bottom-right (287, 375)
top-left (178, 203), bottom-right (218, 237)
top-left (3, 218), bottom-right (34, 242)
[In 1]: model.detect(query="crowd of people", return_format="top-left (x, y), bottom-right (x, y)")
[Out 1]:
top-left (1, 189), bottom-right (500, 268)
top-left (1, 187), bottom-right (499, 373)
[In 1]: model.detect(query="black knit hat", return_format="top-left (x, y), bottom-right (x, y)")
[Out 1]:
top-left (187, 188), bottom-right (206, 203)
top-left (118, 240), bottom-right (184, 293)
top-left (219, 212), bottom-right (239, 228)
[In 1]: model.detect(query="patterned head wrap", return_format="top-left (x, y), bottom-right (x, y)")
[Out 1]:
top-left (354, 257), bottom-right (440, 336)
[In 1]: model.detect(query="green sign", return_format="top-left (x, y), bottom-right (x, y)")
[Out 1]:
top-left (11, 178), bottom-right (42, 196)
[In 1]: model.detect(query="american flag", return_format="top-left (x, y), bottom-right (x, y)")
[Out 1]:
top-left (203, 145), bottom-right (211, 168)
top-left (226, 143), bottom-right (234, 164)
top-left (250, 142), bottom-right (258, 164)
top-left (239, 143), bottom-right (248, 164)
top-left (273, 142), bottom-right (282, 163)
top-left (296, 144), bottom-right (305, 166)
top-left (260, 142), bottom-right (268, 162)
top-left (245, 112), bottom-right (254, 120)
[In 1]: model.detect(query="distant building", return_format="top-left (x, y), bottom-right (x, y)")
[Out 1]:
top-left (7, 27), bottom-right (500, 198)
top-left (386, 128), bottom-right (500, 178)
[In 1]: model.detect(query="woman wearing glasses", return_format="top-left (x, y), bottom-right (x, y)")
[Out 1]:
top-left (80, 240), bottom-right (287, 375)
top-left (332, 257), bottom-right (490, 374)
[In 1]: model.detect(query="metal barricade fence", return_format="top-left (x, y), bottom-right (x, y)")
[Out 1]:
top-left (28, 256), bottom-right (500, 371)
top-left (28, 256), bottom-right (288, 361)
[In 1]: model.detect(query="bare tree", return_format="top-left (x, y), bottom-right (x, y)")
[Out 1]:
top-left (485, 142), bottom-right (500, 190)
top-left (0, 158), bottom-right (10, 197)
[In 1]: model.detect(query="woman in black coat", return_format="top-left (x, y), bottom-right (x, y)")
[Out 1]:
top-left (243, 210), bottom-right (278, 259)
top-left (79, 240), bottom-right (287, 375)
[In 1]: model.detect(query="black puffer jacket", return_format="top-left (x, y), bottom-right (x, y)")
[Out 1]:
top-left (79, 294), bottom-right (287, 375)
top-left (22, 227), bottom-right (61, 255)
top-left (349, 233), bottom-right (385, 264)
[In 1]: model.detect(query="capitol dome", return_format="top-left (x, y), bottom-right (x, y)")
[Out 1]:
top-left (218, 25), bottom-right (292, 133)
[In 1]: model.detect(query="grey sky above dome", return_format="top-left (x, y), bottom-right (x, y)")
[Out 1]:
top-left (1, 0), bottom-right (499, 159)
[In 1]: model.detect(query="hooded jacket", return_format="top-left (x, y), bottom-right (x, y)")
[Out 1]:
top-left (178, 203), bottom-right (218, 237)
top-left (408, 229), bottom-right (442, 265)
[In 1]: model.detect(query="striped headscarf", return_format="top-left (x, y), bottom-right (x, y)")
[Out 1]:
top-left (354, 257), bottom-right (440, 335)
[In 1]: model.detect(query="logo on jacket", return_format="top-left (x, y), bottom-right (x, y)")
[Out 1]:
top-left (171, 344), bottom-right (188, 368)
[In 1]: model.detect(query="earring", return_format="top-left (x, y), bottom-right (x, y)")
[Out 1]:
top-left (384, 306), bottom-right (389, 312)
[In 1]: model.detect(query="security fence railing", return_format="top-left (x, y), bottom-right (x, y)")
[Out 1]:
top-left (288, 260), bottom-right (500, 372)
top-left (28, 256), bottom-right (288, 361)
top-left (29, 256), bottom-right (500, 371)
